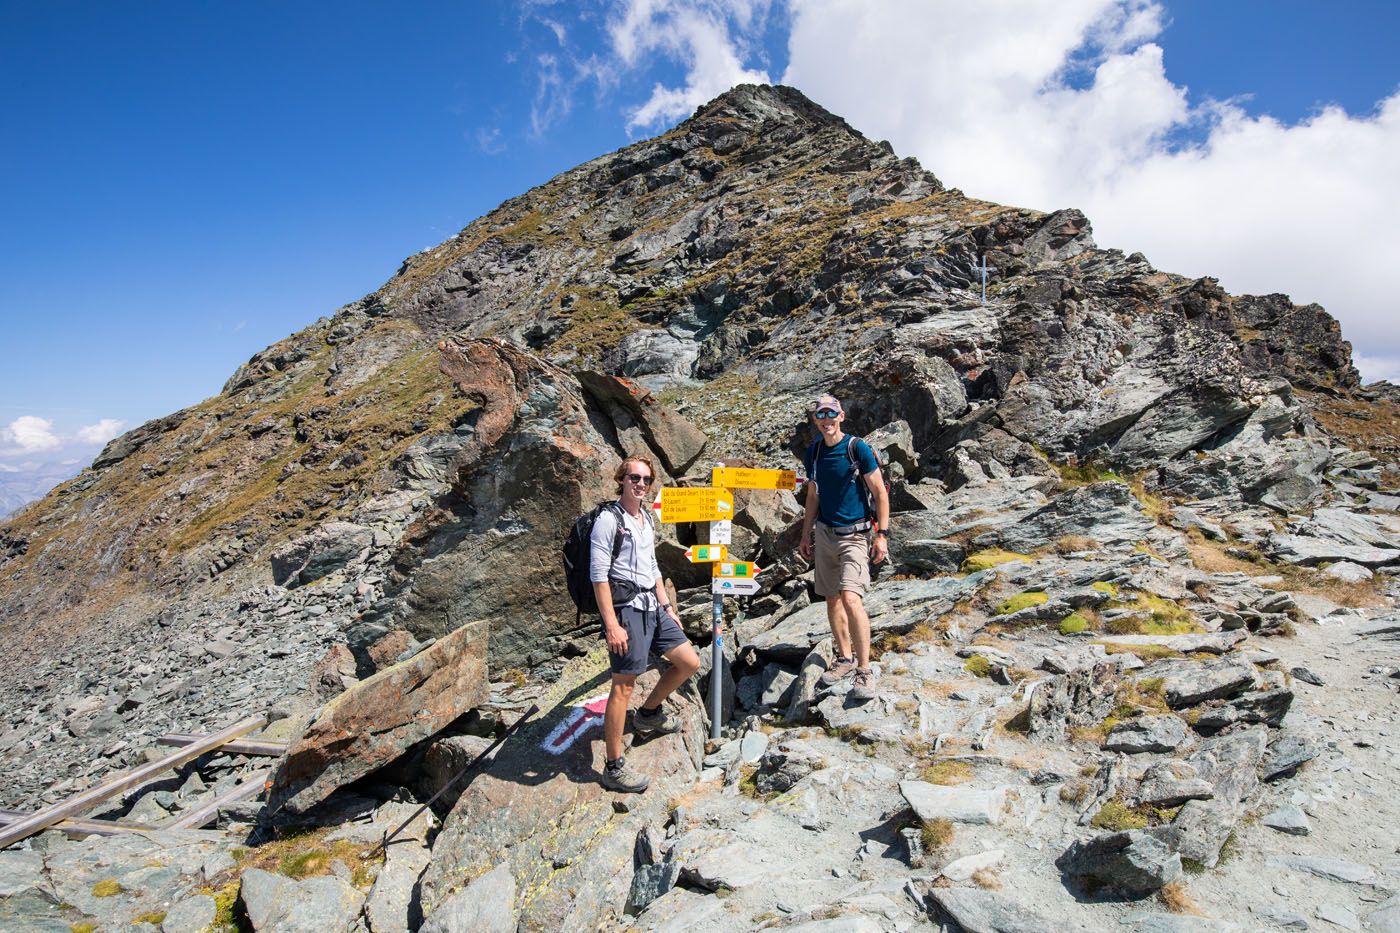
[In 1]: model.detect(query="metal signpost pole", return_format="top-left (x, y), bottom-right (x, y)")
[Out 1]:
top-left (709, 591), bottom-right (723, 740)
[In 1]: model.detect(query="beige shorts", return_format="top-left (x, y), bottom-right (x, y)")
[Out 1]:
top-left (813, 523), bottom-right (871, 598)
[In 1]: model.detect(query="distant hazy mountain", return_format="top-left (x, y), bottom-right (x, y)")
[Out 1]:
top-left (0, 461), bottom-right (84, 519)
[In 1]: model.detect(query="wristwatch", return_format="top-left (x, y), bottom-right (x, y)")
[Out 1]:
top-left (875, 529), bottom-right (889, 537)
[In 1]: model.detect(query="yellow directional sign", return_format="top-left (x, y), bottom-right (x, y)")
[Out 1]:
top-left (652, 486), bottom-right (734, 523)
top-left (713, 560), bottom-right (761, 579)
top-left (684, 544), bottom-right (728, 563)
top-left (711, 467), bottom-right (798, 491)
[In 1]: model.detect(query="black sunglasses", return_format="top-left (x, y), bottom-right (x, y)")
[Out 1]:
top-left (813, 410), bottom-right (840, 420)
top-left (625, 473), bottom-right (654, 486)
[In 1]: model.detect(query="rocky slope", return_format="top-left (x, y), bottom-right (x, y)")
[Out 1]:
top-left (1, 84), bottom-right (1397, 932)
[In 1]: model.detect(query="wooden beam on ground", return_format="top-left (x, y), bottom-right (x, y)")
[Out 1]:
top-left (166, 768), bottom-right (272, 830)
top-left (156, 733), bottom-right (288, 758)
top-left (0, 715), bottom-right (267, 850)
top-left (0, 809), bottom-right (155, 837)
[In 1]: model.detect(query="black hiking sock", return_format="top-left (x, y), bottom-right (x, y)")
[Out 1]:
top-left (640, 702), bottom-right (662, 714)
top-left (606, 756), bottom-right (625, 771)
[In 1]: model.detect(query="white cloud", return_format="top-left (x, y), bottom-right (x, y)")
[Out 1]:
top-left (76, 419), bottom-right (126, 445)
top-left (476, 126), bottom-right (506, 154)
top-left (2, 416), bottom-right (61, 453)
top-left (1354, 353), bottom-right (1400, 385)
top-left (606, 0), bottom-right (774, 131)
top-left (773, 0), bottom-right (1400, 382)
top-left (0, 463), bottom-right (18, 473)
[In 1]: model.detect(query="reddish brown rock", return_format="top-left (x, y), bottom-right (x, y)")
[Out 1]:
top-left (366, 629), bottom-right (416, 672)
top-left (270, 619), bottom-right (489, 815)
top-left (309, 644), bottom-right (358, 701)
top-left (576, 371), bottom-right (707, 475)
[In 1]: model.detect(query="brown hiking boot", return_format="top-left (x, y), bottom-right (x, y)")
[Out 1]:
top-left (848, 668), bottom-right (877, 702)
top-left (633, 705), bottom-right (682, 737)
top-left (601, 757), bottom-right (650, 793)
top-left (818, 656), bottom-right (856, 687)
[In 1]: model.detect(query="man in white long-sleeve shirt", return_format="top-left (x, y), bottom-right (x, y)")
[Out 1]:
top-left (591, 454), bottom-right (700, 793)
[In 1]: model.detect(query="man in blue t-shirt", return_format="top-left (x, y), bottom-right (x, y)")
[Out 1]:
top-left (797, 394), bottom-right (890, 702)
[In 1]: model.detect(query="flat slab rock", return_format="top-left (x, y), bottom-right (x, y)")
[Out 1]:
top-left (1270, 854), bottom-right (1376, 885)
top-left (1268, 533), bottom-right (1399, 567)
top-left (1105, 714), bottom-right (1188, 753)
top-left (899, 780), bottom-right (1011, 825)
top-left (1141, 657), bottom-right (1257, 708)
top-left (922, 886), bottom-right (1054, 933)
top-left (269, 618), bottom-right (489, 815)
top-left (1097, 631), bottom-right (1246, 654)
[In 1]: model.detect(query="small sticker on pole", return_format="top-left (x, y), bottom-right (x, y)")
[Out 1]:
top-left (711, 467), bottom-right (798, 491)
top-left (708, 519), bottom-right (732, 545)
top-left (684, 544), bottom-right (728, 563)
top-left (652, 487), bottom-right (734, 523)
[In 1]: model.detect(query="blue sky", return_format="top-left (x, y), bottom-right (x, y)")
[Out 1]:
top-left (2, 1), bottom-right (1397, 506)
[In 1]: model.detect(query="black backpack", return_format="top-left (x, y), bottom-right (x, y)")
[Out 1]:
top-left (805, 435), bottom-right (889, 524)
top-left (562, 501), bottom-right (626, 622)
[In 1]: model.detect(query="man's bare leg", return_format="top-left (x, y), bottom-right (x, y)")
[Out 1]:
top-left (839, 590), bottom-right (872, 669)
top-left (604, 674), bottom-right (636, 761)
top-left (825, 595), bottom-right (853, 658)
top-left (643, 643), bottom-right (701, 709)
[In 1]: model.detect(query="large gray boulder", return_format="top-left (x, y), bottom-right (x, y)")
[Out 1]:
top-left (1056, 830), bottom-right (1182, 897)
top-left (1105, 714), bottom-right (1187, 753)
top-left (270, 521), bottom-right (374, 587)
top-left (997, 482), bottom-right (1155, 552)
top-left (238, 869), bottom-right (365, 933)
top-left (420, 863), bottom-right (515, 933)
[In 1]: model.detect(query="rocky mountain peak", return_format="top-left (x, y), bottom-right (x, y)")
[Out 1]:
top-left (681, 82), bottom-right (863, 137)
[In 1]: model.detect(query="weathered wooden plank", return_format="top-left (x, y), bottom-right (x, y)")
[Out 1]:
top-left (156, 733), bottom-right (288, 758)
top-left (0, 809), bottom-right (155, 837)
top-left (0, 715), bottom-right (266, 849)
top-left (166, 768), bottom-right (272, 830)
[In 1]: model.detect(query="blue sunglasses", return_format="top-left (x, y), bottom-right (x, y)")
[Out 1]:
top-left (813, 410), bottom-right (840, 420)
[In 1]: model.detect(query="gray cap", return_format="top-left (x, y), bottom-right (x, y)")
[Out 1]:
top-left (809, 394), bottom-right (843, 414)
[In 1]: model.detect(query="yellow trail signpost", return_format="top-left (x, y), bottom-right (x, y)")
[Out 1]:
top-left (651, 486), bottom-right (734, 523)
top-left (711, 467), bottom-right (797, 491)
top-left (662, 464), bottom-right (793, 740)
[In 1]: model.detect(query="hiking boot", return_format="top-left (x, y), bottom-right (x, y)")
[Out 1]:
top-left (848, 668), bottom-right (877, 702)
top-left (601, 757), bottom-right (651, 793)
top-left (633, 704), bottom-right (682, 736)
top-left (818, 656), bottom-right (856, 687)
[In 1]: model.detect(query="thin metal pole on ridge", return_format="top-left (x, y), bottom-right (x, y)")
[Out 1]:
top-left (709, 592), bottom-right (723, 741)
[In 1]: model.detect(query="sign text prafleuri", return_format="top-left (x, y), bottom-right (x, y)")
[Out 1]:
top-left (712, 467), bottom-right (798, 491)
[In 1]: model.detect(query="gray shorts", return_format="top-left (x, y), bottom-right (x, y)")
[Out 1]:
top-left (609, 604), bottom-right (689, 677)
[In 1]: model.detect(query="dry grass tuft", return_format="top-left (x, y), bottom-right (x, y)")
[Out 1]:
top-left (1157, 880), bottom-right (1201, 914)
top-left (1055, 534), bottom-right (1101, 555)
top-left (922, 759), bottom-right (975, 785)
top-left (972, 867), bottom-right (1003, 890)
top-left (921, 818), bottom-right (955, 851)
